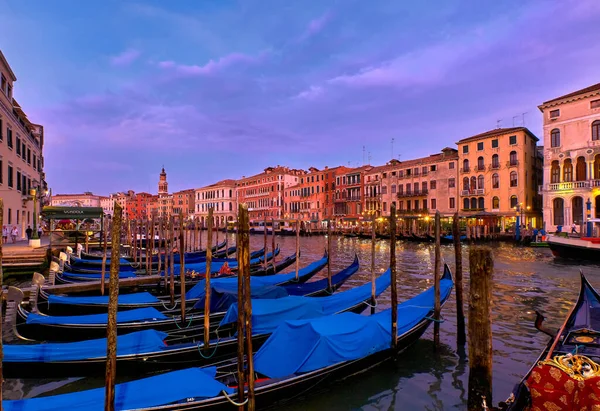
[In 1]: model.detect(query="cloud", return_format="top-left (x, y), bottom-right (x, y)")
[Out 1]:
top-left (294, 85), bottom-right (323, 100)
top-left (298, 11), bottom-right (332, 42)
top-left (110, 49), bottom-right (141, 66)
top-left (157, 51), bottom-right (265, 76)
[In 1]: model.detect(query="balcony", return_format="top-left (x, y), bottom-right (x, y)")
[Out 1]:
top-left (460, 167), bottom-right (471, 173)
top-left (506, 160), bottom-right (519, 167)
top-left (460, 189), bottom-right (485, 196)
top-left (544, 180), bottom-right (596, 191)
top-left (396, 208), bottom-right (429, 215)
top-left (397, 189), bottom-right (428, 198)
top-left (475, 165), bottom-right (486, 172)
top-left (489, 163), bottom-right (500, 170)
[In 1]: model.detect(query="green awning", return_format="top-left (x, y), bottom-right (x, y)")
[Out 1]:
top-left (42, 206), bottom-right (104, 219)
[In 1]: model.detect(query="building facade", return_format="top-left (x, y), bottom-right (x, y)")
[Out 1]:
top-left (51, 192), bottom-right (102, 208)
top-left (457, 127), bottom-right (542, 229)
top-left (333, 166), bottom-right (369, 226)
top-left (539, 83), bottom-right (600, 232)
top-left (237, 166), bottom-right (302, 223)
top-left (126, 192), bottom-right (153, 220)
top-left (0, 50), bottom-right (46, 239)
top-left (172, 188), bottom-right (195, 217)
top-left (194, 179), bottom-right (237, 227)
top-left (147, 168), bottom-right (173, 219)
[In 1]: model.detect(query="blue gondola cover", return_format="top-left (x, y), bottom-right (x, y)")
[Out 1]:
top-left (26, 307), bottom-right (168, 325)
top-left (192, 284), bottom-right (289, 312)
top-left (48, 292), bottom-right (160, 306)
top-left (3, 367), bottom-right (232, 411)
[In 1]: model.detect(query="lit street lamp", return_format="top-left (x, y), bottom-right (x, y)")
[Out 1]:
top-left (30, 186), bottom-right (39, 240)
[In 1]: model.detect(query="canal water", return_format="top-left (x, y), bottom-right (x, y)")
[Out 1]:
top-left (4, 233), bottom-right (595, 410)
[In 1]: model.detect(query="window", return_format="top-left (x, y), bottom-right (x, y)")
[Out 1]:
top-left (414, 182), bottom-right (419, 192)
top-left (463, 198), bottom-right (469, 210)
top-left (491, 139), bottom-right (498, 148)
top-left (470, 198), bottom-right (477, 209)
top-left (463, 177), bottom-right (469, 191)
top-left (430, 180), bottom-right (436, 189)
top-left (550, 109), bottom-right (560, 118)
top-left (383, 202), bottom-right (387, 212)
top-left (449, 162), bottom-right (454, 169)
top-left (27, 148), bottom-right (31, 164)
top-left (406, 200), bottom-right (411, 211)
top-left (477, 175), bottom-right (484, 190)
top-left (551, 128), bottom-right (560, 147)
top-left (510, 195), bottom-right (518, 208)
top-left (422, 199), bottom-right (427, 210)
top-left (0, 158), bottom-right (2, 184)
top-left (0, 118), bottom-right (2, 141)
top-left (431, 199), bottom-right (436, 210)
top-left (510, 171), bottom-right (518, 187)
top-left (422, 166), bottom-right (427, 174)
top-left (510, 151), bottom-right (517, 166)
top-left (563, 159), bottom-right (573, 182)
top-left (477, 156), bottom-right (484, 170)
top-left (449, 197), bottom-right (455, 209)
top-left (492, 154), bottom-right (499, 168)
top-left (509, 135), bottom-right (517, 145)
top-left (406, 183), bottom-right (411, 194)
top-left (462, 145), bottom-right (469, 154)
top-left (16, 137), bottom-right (21, 156)
top-left (381, 185), bottom-right (387, 194)
top-left (550, 161), bottom-right (560, 183)
top-left (7, 165), bottom-right (13, 188)
top-left (492, 196), bottom-right (499, 210)
top-left (447, 178), bottom-right (455, 188)
top-left (462, 159), bottom-right (469, 171)
top-left (7, 128), bottom-right (12, 149)
top-left (398, 184), bottom-right (403, 194)
top-left (21, 142), bottom-right (25, 158)
top-left (421, 182), bottom-right (427, 192)
top-left (470, 176), bottom-right (476, 191)
top-left (492, 173), bottom-right (499, 189)
top-left (592, 99), bottom-right (600, 109)
top-left (478, 197), bottom-right (484, 210)
top-left (391, 184), bottom-right (396, 194)
top-left (593, 121), bottom-right (600, 141)
top-left (430, 165), bottom-right (437, 172)
top-left (16, 171), bottom-right (21, 191)
top-left (477, 142), bottom-right (483, 151)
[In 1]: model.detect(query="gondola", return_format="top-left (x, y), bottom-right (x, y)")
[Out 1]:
top-left (5, 260), bottom-right (374, 378)
top-left (3, 266), bottom-right (453, 410)
top-left (500, 272), bottom-right (600, 410)
top-left (16, 253), bottom-right (330, 341)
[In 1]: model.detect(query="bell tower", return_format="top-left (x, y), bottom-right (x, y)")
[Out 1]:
top-left (158, 167), bottom-right (168, 197)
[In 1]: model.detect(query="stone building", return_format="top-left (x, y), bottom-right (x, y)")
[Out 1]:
top-left (194, 179), bottom-right (237, 227)
top-left (538, 83), bottom-right (600, 232)
top-left (0, 50), bottom-right (46, 239)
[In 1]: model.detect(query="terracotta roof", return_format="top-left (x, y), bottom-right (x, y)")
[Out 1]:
top-left (456, 127), bottom-right (539, 144)
top-left (542, 83), bottom-right (600, 105)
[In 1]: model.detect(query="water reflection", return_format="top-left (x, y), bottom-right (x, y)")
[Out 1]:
top-left (6, 234), bottom-right (598, 410)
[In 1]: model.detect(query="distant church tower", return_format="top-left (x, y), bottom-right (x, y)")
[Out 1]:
top-left (158, 167), bottom-right (168, 197)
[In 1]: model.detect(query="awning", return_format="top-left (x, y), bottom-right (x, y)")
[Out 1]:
top-left (42, 206), bottom-right (104, 220)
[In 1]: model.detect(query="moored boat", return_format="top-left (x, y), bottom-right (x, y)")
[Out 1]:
top-left (547, 235), bottom-right (600, 262)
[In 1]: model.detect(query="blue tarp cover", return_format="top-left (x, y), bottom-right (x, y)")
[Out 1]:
top-left (220, 270), bottom-right (391, 334)
top-left (71, 256), bottom-right (131, 265)
top-left (284, 257), bottom-right (358, 296)
top-left (254, 275), bottom-right (454, 378)
top-left (175, 249), bottom-right (277, 275)
top-left (26, 307), bottom-right (168, 325)
top-left (4, 329), bottom-right (167, 362)
top-left (192, 284), bottom-right (289, 312)
top-left (185, 254), bottom-right (327, 300)
top-left (48, 292), bottom-right (159, 306)
top-left (61, 271), bottom-right (138, 280)
top-left (3, 367), bottom-right (232, 411)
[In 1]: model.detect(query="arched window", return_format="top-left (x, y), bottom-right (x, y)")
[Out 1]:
top-left (492, 196), bottom-right (499, 210)
top-left (510, 195), bottom-right (518, 208)
top-left (551, 128), bottom-right (560, 147)
top-left (470, 198), bottom-right (477, 209)
top-left (492, 173), bottom-right (499, 189)
top-left (593, 120), bottom-right (600, 141)
top-left (576, 156), bottom-right (587, 181)
top-left (553, 198), bottom-right (564, 226)
top-left (229, 189), bottom-right (232, 197)
top-left (229, 202), bottom-right (232, 211)
top-left (572, 196), bottom-right (584, 225)
top-left (477, 156), bottom-right (484, 170)
top-left (509, 151), bottom-right (517, 166)
top-left (492, 154), bottom-right (499, 169)
top-left (510, 171), bottom-right (518, 187)
top-left (478, 197), bottom-right (484, 209)
top-left (551, 160), bottom-right (560, 183)
top-left (563, 159), bottom-right (573, 182)
top-left (463, 198), bottom-right (470, 210)
top-left (595, 155), bottom-right (600, 180)
top-left (477, 175), bottom-right (484, 190)
top-left (470, 176), bottom-right (477, 191)
top-left (463, 159), bottom-right (470, 171)
top-left (463, 177), bottom-right (469, 191)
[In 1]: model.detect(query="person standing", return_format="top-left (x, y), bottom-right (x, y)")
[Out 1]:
top-left (38, 225), bottom-right (43, 239)
top-left (2, 225), bottom-right (8, 244)
top-left (11, 226), bottom-right (18, 243)
top-left (26, 225), bottom-right (33, 240)
top-left (572, 223), bottom-right (577, 234)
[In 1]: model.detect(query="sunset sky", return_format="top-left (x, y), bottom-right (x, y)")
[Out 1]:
top-left (2, 0), bottom-right (600, 194)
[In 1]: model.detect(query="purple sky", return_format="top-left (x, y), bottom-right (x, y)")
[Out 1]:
top-left (2, 0), bottom-right (600, 195)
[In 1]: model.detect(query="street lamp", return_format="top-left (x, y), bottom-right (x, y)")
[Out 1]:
top-left (514, 202), bottom-right (528, 241)
top-left (30, 186), bottom-right (39, 240)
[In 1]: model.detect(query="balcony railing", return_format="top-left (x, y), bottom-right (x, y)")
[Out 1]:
top-left (397, 189), bottom-right (428, 198)
top-left (475, 165), bottom-right (486, 172)
top-left (460, 189), bottom-right (485, 196)
top-left (396, 208), bottom-right (429, 215)
top-left (489, 163), bottom-right (500, 170)
top-left (507, 160), bottom-right (519, 167)
top-left (544, 180), bottom-right (599, 191)
top-left (460, 167), bottom-right (470, 173)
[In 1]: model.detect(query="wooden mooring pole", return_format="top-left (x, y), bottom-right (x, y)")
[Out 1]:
top-left (169, 215), bottom-right (175, 305)
top-left (467, 247), bottom-right (493, 411)
top-left (453, 212), bottom-right (466, 346)
top-left (371, 214), bottom-right (376, 314)
top-left (434, 210), bottom-right (441, 348)
top-left (271, 217), bottom-right (276, 263)
top-left (236, 204), bottom-right (247, 409)
top-left (204, 208), bottom-right (214, 352)
top-left (179, 213), bottom-right (186, 322)
top-left (144, 219), bottom-right (150, 274)
top-left (295, 220), bottom-right (300, 280)
top-left (240, 204), bottom-right (255, 410)
top-left (100, 216), bottom-right (108, 296)
top-left (327, 221), bottom-right (332, 292)
top-left (263, 215), bottom-right (268, 266)
top-left (0, 199), bottom-right (4, 405)
top-left (104, 202), bottom-right (123, 411)
top-left (390, 203), bottom-right (398, 350)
